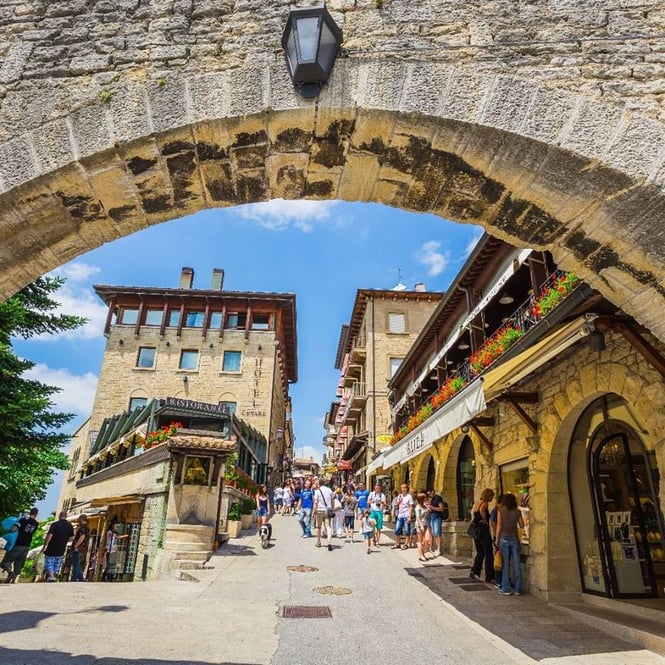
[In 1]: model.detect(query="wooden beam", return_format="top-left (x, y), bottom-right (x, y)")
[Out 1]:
top-left (506, 398), bottom-right (537, 434)
top-left (470, 423), bottom-right (493, 452)
top-left (613, 322), bottom-right (665, 380)
top-left (469, 416), bottom-right (495, 427)
top-left (497, 392), bottom-right (539, 404)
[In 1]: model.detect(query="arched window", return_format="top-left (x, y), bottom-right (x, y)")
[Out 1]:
top-left (457, 436), bottom-right (475, 520)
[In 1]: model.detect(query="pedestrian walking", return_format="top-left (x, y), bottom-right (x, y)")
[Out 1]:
top-left (42, 511), bottom-right (74, 582)
top-left (342, 487), bottom-right (357, 542)
top-left (391, 483), bottom-right (413, 550)
top-left (361, 509), bottom-right (376, 554)
top-left (255, 485), bottom-right (271, 530)
top-left (368, 483), bottom-right (387, 546)
top-left (354, 482), bottom-right (369, 521)
top-left (313, 478), bottom-right (334, 551)
top-left (282, 484), bottom-right (294, 516)
top-left (70, 514), bottom-right (89, 582)
top-left (469, 488), bottom-right (495, 584)
top-left (390, 490), bottom-right (399, 524)
top-left (332, 486), bottom-right (345, 538)
top-left (1, 507), bottom-right (39, 584)
top-left (273, 485), bottom-right (284, 515)
top-left (496, 492), bottom-right (525, 596)
top-left (414, 493), bottom-right (430, 562)
top-left (297, 478), bottom-right (314, 537)
top-left (427, 488), bottom-right (448, 558)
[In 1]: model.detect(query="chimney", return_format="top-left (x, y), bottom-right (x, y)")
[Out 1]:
top-left (414, 282), bottom-right (426, 292)
top-left (179, 267), bottom-right (194, 289)
top-left (211, 268), bottom-right (225, 291)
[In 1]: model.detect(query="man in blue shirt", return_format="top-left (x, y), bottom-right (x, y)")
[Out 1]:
top-left (297, 478), bottom-right (314, 537)
top-left (355, 482), bottom-right (369, 521)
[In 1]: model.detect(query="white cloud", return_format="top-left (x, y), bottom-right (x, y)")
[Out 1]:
top-left (416, 240), bottom-right (449, 276)
top-left (236, 199), bottom-right (339, 232)
top-left (465, 233), bottom-right (482, 257)
top-left (24, 364), bottom-right (98, 418)
top-left (31, 262), bottom-right (108, 342)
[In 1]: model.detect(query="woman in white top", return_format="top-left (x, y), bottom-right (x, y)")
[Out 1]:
top-left (414, 493), bottom-right (430, 562)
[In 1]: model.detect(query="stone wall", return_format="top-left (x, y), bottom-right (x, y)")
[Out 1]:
top-left (402, 328), bottom-right (665, 600)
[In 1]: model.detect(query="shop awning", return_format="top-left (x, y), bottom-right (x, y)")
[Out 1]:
top-left (90, 494), bottom-right (144, 508)
top-left (366, 451), bottom-right (386, 475)
top-left (383, 379), bottom-right (486, 469)
top-left (354, 465), bottom-right (367, 477)
top-left (482, 315), bottom-right (596, 401)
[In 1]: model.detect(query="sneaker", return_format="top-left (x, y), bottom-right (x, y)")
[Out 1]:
top-left (327, 544), bottom-right (333, 552)
top-left (433, 549), bottom-right (440, 557)
top-left (469, 572), bottom-right (478, 580)
top-left (514, 591), bottom-right (523, 596)
top-left (498, 589), bottom-right (512, 595)
top-left (366, 549), bottom-right (371, 554)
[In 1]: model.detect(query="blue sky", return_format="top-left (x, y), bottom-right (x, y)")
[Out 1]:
top-left (14, 200), bottom-right (481, 512)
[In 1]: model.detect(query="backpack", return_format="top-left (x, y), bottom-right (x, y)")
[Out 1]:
top-left (441, 501), bottom-right (450, 521)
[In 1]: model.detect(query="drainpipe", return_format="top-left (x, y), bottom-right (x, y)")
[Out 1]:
top-left (371, 296), bottom-right (376, 463)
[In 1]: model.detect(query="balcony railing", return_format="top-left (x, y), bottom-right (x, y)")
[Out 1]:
top-left (392, 270), bottom-right (581, 444)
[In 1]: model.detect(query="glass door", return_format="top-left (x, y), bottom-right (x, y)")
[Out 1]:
top-left (591, 432), bottom-right (663, 597)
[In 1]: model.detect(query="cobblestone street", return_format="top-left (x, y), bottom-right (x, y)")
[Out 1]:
top-left (0, 515), bottom-right (663, 665)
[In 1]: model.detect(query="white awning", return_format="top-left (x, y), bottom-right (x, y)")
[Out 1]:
top-left (383, 379), bottom-right (486, 469)
top-left (366, 451), bottom-right (386, 475)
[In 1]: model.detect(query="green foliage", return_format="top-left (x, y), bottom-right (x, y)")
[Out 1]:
top-left (373, 0), bottom-right (383, 8)
top-left (0, 276), bottom-right (86, 516)
top-left (228, 502), bottom-right (242, 521)
top-left (157, 77), bottom-right (167, 87)
top-left (240, 498), bottom-right (255, 515)
top-left (224, 453), bottom-right (239, 481)
top-left (100, 90), bottom-right (113, 103)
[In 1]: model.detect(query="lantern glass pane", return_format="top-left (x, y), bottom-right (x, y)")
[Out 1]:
top-left (295, 16), bottom-right (320, 63)
top-left (285, 26), bottom-right (297, 74)
top-left (317, 20), bottom-right (338, 74)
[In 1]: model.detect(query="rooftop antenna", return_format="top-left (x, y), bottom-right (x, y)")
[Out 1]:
top-left (393, 267), bottom-right (407, 291)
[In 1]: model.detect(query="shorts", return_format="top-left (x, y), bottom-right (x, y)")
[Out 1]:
top-left (257, 508), bottom-right (268, 518)
top-left (370, 509), bottom-right (383, 531)
top-left (314, 512), bottom-right (330, 529)
top-left (429, 515), bottom-right (442, 537)
top-left (362, 531), bottom-right (373, 540)
top-left (344, 515), bottom-right (355, 529)
top-left (394, 516), bottom-right (410, 536)
top-left (275, 499), bottom-right (283, 508)
top-left (44, 555), bottom-right (64, 578)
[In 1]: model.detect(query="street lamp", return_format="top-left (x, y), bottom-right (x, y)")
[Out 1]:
top-left (282, 5), bottom-right (343, 99)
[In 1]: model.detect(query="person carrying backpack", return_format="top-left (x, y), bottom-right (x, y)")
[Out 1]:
top-left (427, 489), bottom-right (448, 558)
top-left (1, 508), bottom-right (39, 584)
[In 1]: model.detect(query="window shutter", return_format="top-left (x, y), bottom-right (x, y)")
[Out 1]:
top-left (388, 313), bottom-right (406, 333)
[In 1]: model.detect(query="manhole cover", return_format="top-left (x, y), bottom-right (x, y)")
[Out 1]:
top-left (313, 585), bottom-right (352, 595)
top-left (287, 565), bottom-right (319, 573)
top-left (449, 577), bottom-right (475, 584)
top-left (459, 584), bottom-right (493, 592)
top-left (282, 605), bottom-right (332, 618)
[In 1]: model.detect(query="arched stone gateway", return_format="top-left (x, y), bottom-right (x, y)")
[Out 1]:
top-left (1, 2), bottom-right (665, 341)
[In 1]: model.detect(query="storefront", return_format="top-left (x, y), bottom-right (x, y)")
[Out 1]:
top-left (569, 393), bottom-right (665, 598)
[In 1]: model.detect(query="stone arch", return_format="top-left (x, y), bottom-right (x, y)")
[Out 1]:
top-left (1, 60), bottom-right (665, 339)
top-left (540, 357), bottom-right (665, 601)
top-left (411, 452), bottom-right (436, 493)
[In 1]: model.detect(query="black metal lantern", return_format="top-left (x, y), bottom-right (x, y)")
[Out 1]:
top-left (282, 6), bottom-right (343, 99)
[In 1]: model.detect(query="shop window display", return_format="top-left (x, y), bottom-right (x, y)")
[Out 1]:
top-left (499, 458), bottom-right (530, 543)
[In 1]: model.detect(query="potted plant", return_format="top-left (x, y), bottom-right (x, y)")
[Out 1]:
top-left (227, 501), bottom-right (242, 538)
top-left (240, 498), bottom-right (255, 530)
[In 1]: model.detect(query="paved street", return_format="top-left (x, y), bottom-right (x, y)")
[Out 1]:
top-left (0, 515), bottom-right (664, 665)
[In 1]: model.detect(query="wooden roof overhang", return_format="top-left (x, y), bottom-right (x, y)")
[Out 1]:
top-left (95, 285), bottom-right (298, 383)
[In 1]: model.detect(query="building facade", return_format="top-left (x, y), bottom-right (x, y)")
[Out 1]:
top-left (57, 268), bottom-right (298, 579)
top-left (381, 235), bottom-right (665, 603)
top-left (324, 286), bottom-right (443, 483)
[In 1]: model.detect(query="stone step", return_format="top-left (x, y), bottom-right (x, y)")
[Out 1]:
top-left (174, 551), bottom-right (211, 562)
top-left (163, 524), bottom-right (215, 548)
top-left (163, 540), bottom-right (212, 552)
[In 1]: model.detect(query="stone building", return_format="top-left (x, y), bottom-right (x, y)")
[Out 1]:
top-left (324, 286), bottom-right (443, 482)
top-left (382, 234), bottom-right (665, 604)
top-left (57, 267), bottom-right (297, 579)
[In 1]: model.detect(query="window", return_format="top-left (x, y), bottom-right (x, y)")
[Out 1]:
top-left (185, 311), bottom-right (205, 327)
top-left (179, 350), bottom-right (199, 370)
top-left (225, 312), bottom-right (247, 329)
top-left (145, 309), bottom-right (163, 326)
top-left (388, 312), bottom-right (406, 333)
top-left (167, 309), bottom-right (181, 327)
top-left (209, 311), bottom-right (223, 329)
top-left (252, 313), bottom-right (271, 330)
top-left (136, 347), bottom-right (156, 368)
top-left (129, 397), bottom-right (148, 411)
top-left (121, 308), bottom-right (139, 325)
top-left (222, 351), bottom-right (242, 372)
top-left (219, 401), bottom-right (237, 415)
top-left (390, 357), bottom-right (403, 377)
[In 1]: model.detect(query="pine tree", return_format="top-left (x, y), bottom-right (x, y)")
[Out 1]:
top-left (0, 276), bottom-right (86, 516)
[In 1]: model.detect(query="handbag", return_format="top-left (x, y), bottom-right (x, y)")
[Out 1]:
top-left (494, 548), bottom-right (503, 571)
top-left (467, 520), bottom-right (482, 539)
top-left (319, 490), bottom-right (335, 519)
